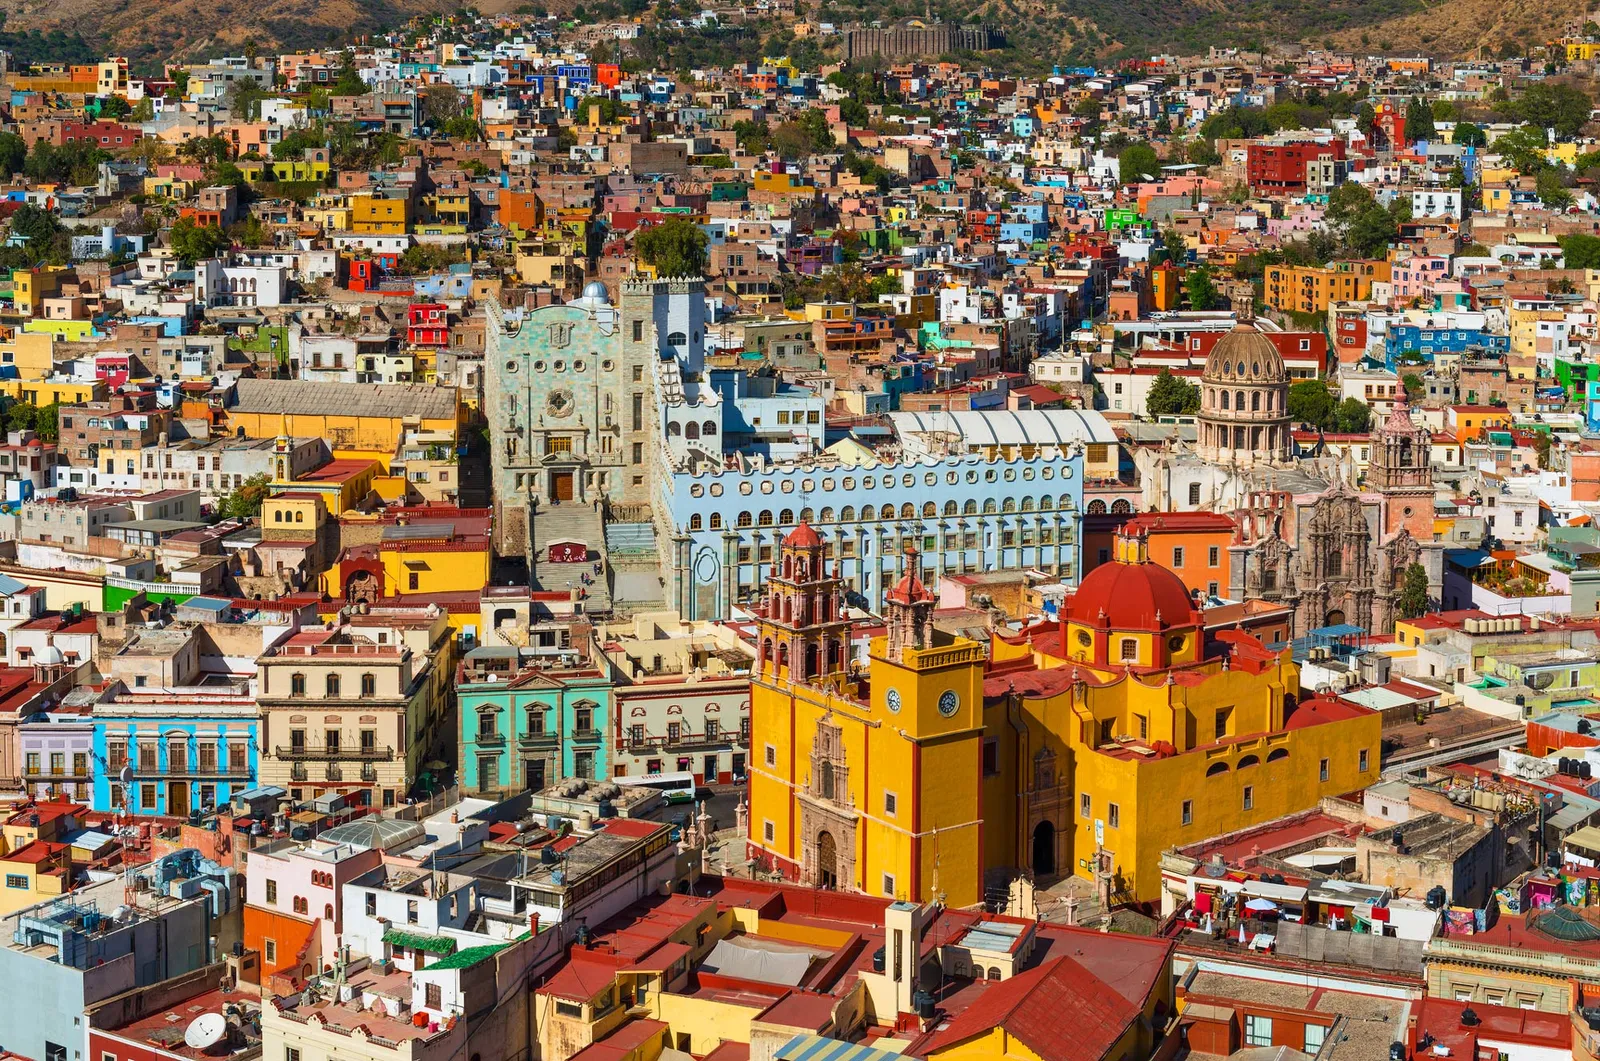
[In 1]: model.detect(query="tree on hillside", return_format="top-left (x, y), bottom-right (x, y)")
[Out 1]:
top-left (1117, 142), bottom-right (1159, 184)
top-left (1287, 380), bottom-right (1335, 427)
top-left (1537, 169), bottom-right (1573, 210)
top-left (1405, 96), bottom-right (1435, 142)
top-left (635, 217), bottom-right (708, 277)
top-left (216, 473), bottom-right (271, 520)
top-left (1396, 563), bottom-right (1430, 619)
top-left (169, 216), bottom-right (226, 266)
top-left (1145, 368), bottom-right (1200, 415)
top-left (1185, 265), bottom-right (1219, 310)
top-left (1452, 122), bottom-right (1486, 147)
top-left (1333, 397), bottom-right (1372, 433)
top-left (1513, 82), bottom-right (1593, 137)
top-left (1402, 373), bottom-right (1424, 399)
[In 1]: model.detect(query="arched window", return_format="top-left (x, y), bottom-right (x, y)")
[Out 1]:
top-left (860, 505), bottom-right (876, 521)
top-left (1087, 499), bottom-right (1107, 514)
top-left (819, 760), bottom-right (834, 800)
top-left (709, 513), bottom-right (723, 530)
top-left (922, 502), bottom-right (937, 517)
top-left (900, 502), bottom-right (915, 519)
top-left (689, 513), bottom-right (703, 531)
top-left (667, 330), bottom-right (687, 347)
top-left (963, 499), bottom-right (978, 515)
top-left (779, 508), bottom-right (794, 524)
top-left (274, 510), bottom-right (284, 523)
top-left (1236, 754), bottom-right (1260, 769)
top-left (943, 500), bottom-right (958, 516)
top-left (668, 421), bottom-right (682, 436)
top-left (1111, 499), bottom-right (1132, 514)
top-left (737, 511), bottom-right (753, 528)
top-left (1206, 761), bottom-right (1230, 776)
top-left (776, 643), bottom-right (789, 669)
top-left (290, 673), bottom-right (305, 697)
top-left (1235, 390), bottom-right (1245, 410)
top-left (1251, 391), bottom-right (1261, 411)
top-left (799, 508), bottom-right (814, 522)
top-left (757, 510), bottom-right (774, 526)
top-left (819, 507), bottom-right (835, 522)
top-left (703, 420), bottom-right (717, 436)
top-left (295, 511), bottom-right (304, 523)
top-left (1266, 748), bottom-right (1289, 762)
top-left (1220, 391), bottom-right (1230, 410)
top-left (326, 674), bottom-right (340, 698)
top-left (1020, 496), bottom-right (1035, 511)
top-left (982, 498), bottom-right (997, 514)
top-left (1039, 494), bottom-right (1054, 510)
top-left (360, 673), bottom-right (376, 698)
top-left (1002, 498), bottom-right (1017, 513)
top-left (684, 422), bottom-right (699, 439)
top-left (840, 506), bottom-right (856, 522)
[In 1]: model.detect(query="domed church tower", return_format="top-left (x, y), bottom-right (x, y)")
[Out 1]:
top-left (1196, 284), bottom-right (1291, 467)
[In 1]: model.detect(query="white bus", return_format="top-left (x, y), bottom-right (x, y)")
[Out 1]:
top-left (633, 771), bottom-right (697, 805)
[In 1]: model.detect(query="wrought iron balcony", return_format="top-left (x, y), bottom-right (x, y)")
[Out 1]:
top-left (276, 744), bottom-right (393, 762)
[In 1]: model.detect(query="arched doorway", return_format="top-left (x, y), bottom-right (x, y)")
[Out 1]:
top-left (1325, 610), bottom-right (1346, 627)
top-left (1031, 821), bottom-right (1055, 877)
top-left (816, 830), bottom-right (838, 888)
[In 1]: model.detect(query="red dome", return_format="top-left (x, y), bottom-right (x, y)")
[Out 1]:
top-left (1065, 556), bottom-right (1200, 631)
top-left (783, 522), bottom-right (822, 548)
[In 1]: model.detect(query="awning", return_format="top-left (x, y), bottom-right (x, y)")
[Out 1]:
top-left (382, 928), bottom-right (458, 955)
top-left (775, 1035), bottom-right (906, 1061)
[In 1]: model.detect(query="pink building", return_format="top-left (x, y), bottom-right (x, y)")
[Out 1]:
top-left (1391, 255), bottom-right (1451, 303)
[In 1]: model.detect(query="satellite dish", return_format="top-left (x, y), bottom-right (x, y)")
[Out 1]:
top-left (118, 764), bottom-right (134, 785)
top-left (184, 1013), bottom-right (227, 1051)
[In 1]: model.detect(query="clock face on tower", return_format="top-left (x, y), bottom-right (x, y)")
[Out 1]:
top-left (938, 690), bottom-right (959, 717)
top-left (885, 688), bottom-right (902, 714)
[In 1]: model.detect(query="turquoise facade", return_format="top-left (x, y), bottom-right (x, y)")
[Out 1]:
top-left (458, 671), bottom-right (616, 795)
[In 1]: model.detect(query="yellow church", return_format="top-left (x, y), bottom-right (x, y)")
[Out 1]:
top-left (746, 524), bottom-right (1382, 907)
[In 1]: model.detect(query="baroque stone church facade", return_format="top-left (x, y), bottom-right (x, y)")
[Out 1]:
top-left (1136, 300), bottom-right (1441, 638)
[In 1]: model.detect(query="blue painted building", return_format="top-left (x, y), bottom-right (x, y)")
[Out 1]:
top-left (656, 409), bottom-right (1108, 620)
top-left (456, 645), bottom-right (615, 794)
top-left (90, 692), bottom-right (260, 815)
top-left (1384, 325), bottom-right (1509, 365)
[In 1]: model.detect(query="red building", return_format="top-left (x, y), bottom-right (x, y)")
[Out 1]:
top-left (60, 120), bottom-right (141, 149)
top-left (1246, 140), bottom-right (1346, 195)
top-left (407, 303), bottom-right (450, 346)
top-left (344, 257), bottom-right (378, 292)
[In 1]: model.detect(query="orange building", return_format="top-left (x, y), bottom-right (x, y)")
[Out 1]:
top-left (1102, 512), bottom-right (1239, 600)
top-left (1447, 405), bottom-right (1511, 444)
top-left (1574, 450), bottom-right (1600, 503)
top-left (500, 190), bottom-right (547, 234)
top-left (1151, 262), bottom-right (1182, 311)
top-left (241, 905), bottom-right (317, 985)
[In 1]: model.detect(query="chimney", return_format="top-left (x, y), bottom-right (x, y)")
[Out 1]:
top-left (529, 912), bottom-right (540, 935)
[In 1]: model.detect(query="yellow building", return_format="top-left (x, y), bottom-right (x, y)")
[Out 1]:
top-left (320, 521), bottom-right (490, 601)
top-left (11, 268), bottom-right (68, 317)
top-left (238, 158), bottom-right (330, 184)
top-left (747, 525), bottom-right (1382, 906)
top-left (351, 193), bottom-right (411, 234)
top-left (227, 378), bottom-right (463, 470)
top-left (0, 377), bottom-right (105, 407)
top-left (1263, 260), bottom-right (1391, 315)
top-left (747, 524), bottom-right (987, 907)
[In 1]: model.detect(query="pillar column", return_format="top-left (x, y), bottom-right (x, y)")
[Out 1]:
top-left (721, 531), bottom-right (738, 620)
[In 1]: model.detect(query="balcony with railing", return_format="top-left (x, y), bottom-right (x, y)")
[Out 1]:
top-left (276, 744), bottom-right (393, 761)
top-left (23, 765), bottom-right (92, 782)
top-left (625, 728), bottom-right (742, 753)
top-left (517, 729), bottom-right (559, 749)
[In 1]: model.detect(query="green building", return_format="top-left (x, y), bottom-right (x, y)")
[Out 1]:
top-left (457, 644), bottom-right (615, 798)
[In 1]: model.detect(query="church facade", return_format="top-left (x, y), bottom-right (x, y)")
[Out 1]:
top-left (1137, 303), bottom-right (1443, 638)
top-left (746, 522), bottom-right (1383, 906)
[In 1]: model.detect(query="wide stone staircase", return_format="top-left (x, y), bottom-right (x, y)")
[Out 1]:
top-left (529, 501), bottom-right (612, 615)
